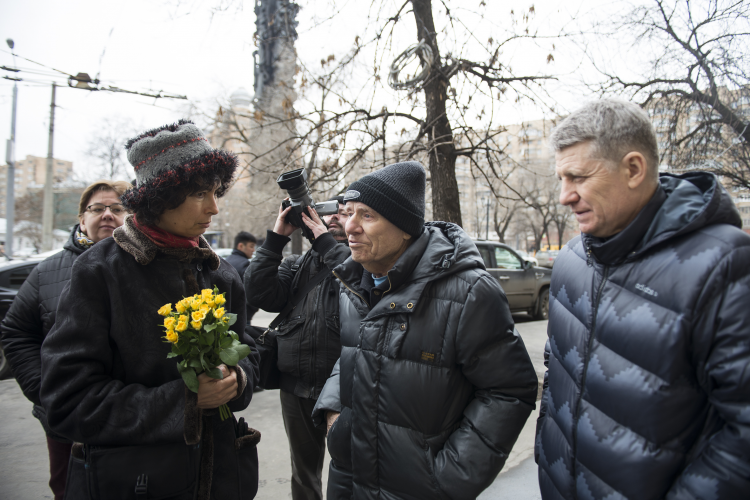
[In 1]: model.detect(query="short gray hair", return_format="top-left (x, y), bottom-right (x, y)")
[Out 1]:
top-left (550, 99), bottom-right (659, 177)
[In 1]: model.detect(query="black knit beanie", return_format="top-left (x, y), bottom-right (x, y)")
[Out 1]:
top-left (343, 161), bottom-right (426, 237)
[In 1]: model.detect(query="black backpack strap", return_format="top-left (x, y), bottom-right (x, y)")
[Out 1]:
top-left (267, 266), bottom-right (331, 331)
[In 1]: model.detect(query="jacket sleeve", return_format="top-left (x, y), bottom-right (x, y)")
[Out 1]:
top-left (244, 232), bottom-right (296, 313)
top-left (666, 252), bottom-right (750, 499)
top-left (311, 357), bottom-right (341, 427)
top-left (226, 270), bottom-right (259, 412)
top-left (534, 339), bottom-right (551, 464)
top-left (434, 274), bottom-right (538, 500)
top-left (0, 266), bottom-right (44, 405)
top-left (40, 260), bottom-right (187, 446)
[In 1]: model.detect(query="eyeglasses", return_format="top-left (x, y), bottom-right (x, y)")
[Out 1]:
top-left (86, 203), bottom-right (126, 216)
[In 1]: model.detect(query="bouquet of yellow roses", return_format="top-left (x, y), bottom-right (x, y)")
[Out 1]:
top-left (158, 286), bottom-right (251, 421)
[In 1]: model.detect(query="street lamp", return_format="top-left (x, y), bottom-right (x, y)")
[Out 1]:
top-left (5, 38), bottom-right (17, 258)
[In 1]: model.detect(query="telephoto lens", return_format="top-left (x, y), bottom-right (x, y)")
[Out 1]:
top-left (276, 168), bottom-right (338, 242)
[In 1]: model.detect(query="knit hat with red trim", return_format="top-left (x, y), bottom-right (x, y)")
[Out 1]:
top-left (121, 119), bottom-right (237, 211)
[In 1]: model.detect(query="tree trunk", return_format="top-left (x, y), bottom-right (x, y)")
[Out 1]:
top-left (411, 0), bottom-right (462, 227)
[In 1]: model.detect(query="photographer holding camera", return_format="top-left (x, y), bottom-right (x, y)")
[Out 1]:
top-left (244, 194), bottom-right (349, 500)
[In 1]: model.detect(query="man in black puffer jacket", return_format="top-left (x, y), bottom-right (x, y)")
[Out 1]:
top-left (536, 99), bottom-right (750, 499)
top-left (245, 196), bottom-right (350, 500)
top-left (0, 179), bottom-right (130, 500)
top-left (313, 162), bottom-right (538, 500)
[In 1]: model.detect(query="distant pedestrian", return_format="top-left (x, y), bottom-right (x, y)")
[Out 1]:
top-left (0, 179), bottom-right (130, 500)
top-left (226, 231), bottom-right (258, 323)
top-left (40, 120), bottom-right (260, 499)
top-left (313, 162), bottom-right (538, 500)
top-left (536, 99), bottom-right (750, 499)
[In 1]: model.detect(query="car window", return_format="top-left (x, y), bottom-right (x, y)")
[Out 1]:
top-left (494, 248), bottom-right (523, 269)
top-left (8, 264), bottom-right (38, 289)
top-left (477, 246), bottom-right (493, 269)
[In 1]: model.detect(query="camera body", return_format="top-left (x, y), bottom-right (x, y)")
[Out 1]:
top-left (277, 168), bottom-right (338, 242)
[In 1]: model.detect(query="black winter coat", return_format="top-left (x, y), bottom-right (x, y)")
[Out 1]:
top-left (0, 225), bottom-right (87, 439)
top-left (536, 173), bottom-right (750, 500)
top-left (313, 222), bottom-right (538, 500)
top-left (225, 249), bottom-right (258, 323)
top-left (245, 231), bottom-right (350, 398)
top-left (40, 218), bottom-right (261, 499)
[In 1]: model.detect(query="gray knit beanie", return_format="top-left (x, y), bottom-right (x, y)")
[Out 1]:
top-left (343, 161), bottom-right (426, 237)
top-left (121, 119), bottom-right (237, 211)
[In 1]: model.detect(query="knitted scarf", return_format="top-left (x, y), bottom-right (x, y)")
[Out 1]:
top-left (132, 216), bottom-right (199, 249)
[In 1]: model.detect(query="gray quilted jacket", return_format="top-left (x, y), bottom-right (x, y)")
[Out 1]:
top-left (536, 172), bottom-right (750, 499)
top-left (313, 221), bottom-right (538, 500)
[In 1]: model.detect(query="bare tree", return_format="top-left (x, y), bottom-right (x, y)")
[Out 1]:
top-left (591, 0), bottom-right (750, 188)
top-left (211, 0), bottom-right (559, 227)
top-left (85, 117), bottom-right (137, 181)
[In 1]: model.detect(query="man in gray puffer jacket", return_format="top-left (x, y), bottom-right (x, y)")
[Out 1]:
top-left (313, 161), bottom-right (538, 500)
top-left (536, 99), bottom-right (750, 499)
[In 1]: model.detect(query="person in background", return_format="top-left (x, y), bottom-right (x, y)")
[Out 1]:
top-left (0, 179), bottom-right (130, 500)
top-left (536, 99), bottom-right (750, 499)
top-left (313, 162), bottom-right (538, 500)
top-left (226, 231), bottom-right (258, 323)
top-left (244, 195), bottom-right (350, 500)
top-left (40, 120), bottom-right (260, 499)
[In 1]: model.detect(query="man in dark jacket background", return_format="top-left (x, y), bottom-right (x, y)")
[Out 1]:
top-left (244, 196), bottom-right (350, 500)
top-left (0, 179), bottom-right (130, 500)
top-left (226, 231), bottom-right (258, 323)
top-left (313, 162), bottom-right (538, 500)
top-left (536, 99), bottom-right (750, 499)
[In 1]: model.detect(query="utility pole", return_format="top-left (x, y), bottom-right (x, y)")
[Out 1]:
top-left (485, 197), bottom-right (490, 240)
top-left (42, 83), bottom-right (55, 252)
top-left (5, 39), bottom-right (17, 258)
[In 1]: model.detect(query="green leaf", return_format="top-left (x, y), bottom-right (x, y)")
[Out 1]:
top-left (219, 348), bottom-right (240, 366)
top-left (220, 337), bottom-right (233, 348)
top-left (181, 368), bottom-right (199, 393)
top-left (203, 331), bottom-right (215, 345)
top-left (204, 323), bottom-right (217, 333)
top-left (225, 313), bottom-right (237, 327)
top-left (166, 352), bottom-right (178, 359)
top-left (229, 330), bottom-right (239, 341)
top-left (234, 343), bottom-right (251, 362)
top-left (189, 359), bottom-right (202, 369)
top-left (205, 367), bottom-right (224, 380)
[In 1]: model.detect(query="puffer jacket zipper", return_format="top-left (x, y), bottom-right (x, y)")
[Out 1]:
top-left (570, 263), bottom-right (609, 499)
top-left (332, 270), bottom-right (369, 307)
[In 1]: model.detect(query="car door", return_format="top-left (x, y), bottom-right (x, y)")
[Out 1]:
top-left (490, 246), bottom-right (535, 310)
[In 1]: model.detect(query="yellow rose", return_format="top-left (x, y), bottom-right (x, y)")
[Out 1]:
top-left (190, 320), bottom-right (202, 330)
top-left (213, 307), bottom-right (225, 319)
top-left (201, 289), bottom-right (213, 301)
top-left (175, 300), bottom-right (188, 314)
top-left (157, 303), bottom-right (172, 316)
top-left (176, 319), bottom-right (188, 332)
top-left (165, 329), bottom-right (179, 343)
top-left (214, 294), bottom-right (226, 306)
top-left (191, 310), bottom-right (206, 322)
top-left (200, 304), bottom-right (210, 315)
top-left (164, 317), bottom-right (176, 329)
top-left (205, 299), bottom-right (215, 308)
top-left (191, 297), bottom-right (203, 310)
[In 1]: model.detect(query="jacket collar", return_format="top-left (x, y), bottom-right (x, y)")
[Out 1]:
top-left (113, 215), bottom-right (219, 268)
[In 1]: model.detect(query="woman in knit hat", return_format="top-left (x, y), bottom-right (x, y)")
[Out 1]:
top-left (40, 120), bottom-right (260, 500)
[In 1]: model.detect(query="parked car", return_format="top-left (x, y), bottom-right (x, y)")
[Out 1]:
top-left (515, 249), bottom-right (539, 267)
top-left (534, 249), bottom-right (559, 269)
top-left (0, 251), bottom-right (63, 379)
top-left (214, 247), bottom-right (234, 258)
top-left (473, 240), bottom-right (552, 320)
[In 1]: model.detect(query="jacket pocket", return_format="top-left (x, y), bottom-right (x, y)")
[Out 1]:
top-left (326, 406), bottom-right (352, 466)
top-left (63, 444), bottom-right (89, 500)
top-left (276, 316), bottom-right (306, 377)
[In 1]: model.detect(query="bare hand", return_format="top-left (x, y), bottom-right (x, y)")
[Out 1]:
top-left (301, 207), bottom-right (328, 240)
top-left (197, 364), bottom-right (238, 409)
top-left (326, 411), bottom-right (340, 436)
top-left (273, 199), bottom-right (297, 237)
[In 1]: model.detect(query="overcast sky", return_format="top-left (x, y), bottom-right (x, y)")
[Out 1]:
top-left (0, 0), bottom-right (600, 180)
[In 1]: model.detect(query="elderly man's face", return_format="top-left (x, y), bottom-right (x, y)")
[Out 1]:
top-left (556, 141), bottom-right (636, 238)
top-left (344, 201), bottom-right (411, 277)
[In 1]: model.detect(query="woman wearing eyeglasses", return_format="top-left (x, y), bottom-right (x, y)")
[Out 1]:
top-left (0, 179), bottom-right (130, 500)
top-left (39, 120), bottom-right (260, 500)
